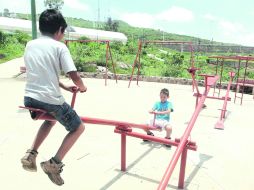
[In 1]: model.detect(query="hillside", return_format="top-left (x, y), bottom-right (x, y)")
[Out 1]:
top-left (16, 13), bottom-right (228, 46)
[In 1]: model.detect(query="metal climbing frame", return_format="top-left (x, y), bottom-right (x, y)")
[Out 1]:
top-left (128, 40), bottom-right (194, 88)
top-left (65, 39), bottom-right (118, 86)
top-left (208, 55), bottom-right (254, 105)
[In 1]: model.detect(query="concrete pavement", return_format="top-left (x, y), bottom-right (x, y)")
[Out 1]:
top-left (0, 58), bottom-right (254, 190)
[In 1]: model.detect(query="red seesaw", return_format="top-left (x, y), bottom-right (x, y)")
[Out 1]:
top-left (188, 68), bottom-right (235, 130)
top-left (20, 77), bottom-right (220, 189)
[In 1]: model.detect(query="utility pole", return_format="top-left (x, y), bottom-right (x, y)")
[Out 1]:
top-left (97, 0), bottom-right (100, 29)
top-left (31, 0), bottom-right (37, 39)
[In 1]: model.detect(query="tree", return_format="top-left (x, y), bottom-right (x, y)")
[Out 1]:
top-left (44, 0), bottom-right (64, 10)
top-left (104, 17), bottom-right (119, 32)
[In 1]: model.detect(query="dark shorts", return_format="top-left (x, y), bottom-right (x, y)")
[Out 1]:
top-left (24, 97), bottom-right (82, 132)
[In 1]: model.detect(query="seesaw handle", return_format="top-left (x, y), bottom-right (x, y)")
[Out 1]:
top-left (71, 87), bottom-right (79, 108)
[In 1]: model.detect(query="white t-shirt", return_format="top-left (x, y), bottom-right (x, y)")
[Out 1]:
top-left (24, 35), bottom-right (77, 105)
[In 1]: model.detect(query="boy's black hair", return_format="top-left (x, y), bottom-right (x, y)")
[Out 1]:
top-left (160, 88), bottom-right (169, 97)
top-left (39, 9), bottom-right (67, 35)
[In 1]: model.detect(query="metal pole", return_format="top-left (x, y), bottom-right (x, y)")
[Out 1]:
top-left (218, 59), bottom-right (225, 97)
top-left (241, 60), bottom-right (249, 105)
top-left (121, 133), bottom-right (126, 171)
top-left (234, 59), bottom-right (241, 103)
top-left (105, 42), bottom-right (109, 86)
top-left (213, 58), bottom-right (219, 96)
top-left (178, 147), bottom-right (188, 189)
top-left (108, 43), bottom-right (118, 83)
top-left (128, 41), bottom-right (142, 88)
top-left (215, 72), bottom-right (235, 130)
top-left (31, 0), bottom-right (37, 39)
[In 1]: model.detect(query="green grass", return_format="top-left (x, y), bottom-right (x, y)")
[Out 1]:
top-left (0, 28), bottom-right (253, 82)
top-left (0, 43), bottom-right (25, 64)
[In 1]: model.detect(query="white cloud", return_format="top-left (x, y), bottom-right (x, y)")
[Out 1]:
top-left (119, 6), bottom-right (194, 28)
top-left (203, 13), bottom-right (217, 21)
top-left (64, 0), bottom-right (89, 11)
top-left (120, 13), bottom-right (155, 28)
top-left (156, 6), bottom-right (194, 22)
top-left (239, 34), bottom-right (254, 46)
top-left (1, 1), bottom-right (30, 13)
top-left (219, 20), bottom-right (244, 35)
top-left (212, 19), bottom-right (254, 46)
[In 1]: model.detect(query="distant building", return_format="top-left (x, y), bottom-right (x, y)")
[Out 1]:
top-left (0, 17), bottom-right (127, 43)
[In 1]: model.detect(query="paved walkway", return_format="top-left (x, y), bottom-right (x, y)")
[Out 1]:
top-left (0, 58), bottom-right (254, 189)
top-left (0, 57), bottom-right (24, 78)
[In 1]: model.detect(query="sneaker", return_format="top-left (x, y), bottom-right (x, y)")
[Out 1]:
top-left (40, 158), bottom-right (65, 186)
top-left (164, 137), bottom-right (172, 148)
top-left (143, 131), bottom-right (154, 142)
top-left (21, 149), bottom-right (38, 172)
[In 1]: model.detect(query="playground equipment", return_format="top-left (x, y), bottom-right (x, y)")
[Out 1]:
top-left (20, 74), bottom-right (226, 189)
top-left (128, 40), bottom-right (194, 88)
top-left (65, 39), bottom-right (118, 86)
top-left (188, 67), bottom-right (235, 130)
top-left (208, 55), bottom-right (254, 105)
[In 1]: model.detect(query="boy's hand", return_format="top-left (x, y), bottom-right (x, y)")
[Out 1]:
top-left (68, 85), bottom-right (87, 93)
top-left (65, 85), bottom-right (78, 92)
top-left (149, 110), bottom-right (157, 114)
top-left (79, 85), bottom-right (87, 93)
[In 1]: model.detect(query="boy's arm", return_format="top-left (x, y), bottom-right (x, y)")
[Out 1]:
top-left (149, 109), bottom-right (155, 114)
top-left (67, 71), bottom-right (87, 92)
top-left (149, 103), bottom-right (157, 114)
top-left (155, 110), bottom-right (171, 114)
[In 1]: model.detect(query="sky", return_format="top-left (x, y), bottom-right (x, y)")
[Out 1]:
top-left (1, 0), bottom-right (254, 46)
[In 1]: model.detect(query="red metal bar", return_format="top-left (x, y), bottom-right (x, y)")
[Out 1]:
top-left (157, 75), bottom-right (218, 190)
top-left (213, 58), bottom-right (219, 96)
top-left (208, 55), bottom-right (254, 61)
top-left (137, 50), bottom-right (141, 86)
top-left (178, 147), bottom-right (188, 189)
top-left (187, 68), bottom-right (200, 107)
top-left (108, 43), bottom-right (118, 84)
top-left (215, 72), bottom-right (235, 129)
top-left (234, 59), bottom-right (241, 103)
top-left (70, 89), bottom-right (78, 108)
top-left (241, 60), bottom-right (249, 105)
top-left (80, 116), bottom-right (156, 131)
top-left (144, 41), bottom-right (193, 45)
top-left (153, 113), bottom-right (156, 127)
top-left (121, 133), bottom-right (126, 171)
top-left (114, 130), bottom-right (197, 151)
top-left (105, 42), bottom-right (109, 86)
top-left (217, 59), bottom-right (225, 97)
top-left (193, 93), bottom-right (231, 101)
top-left (128, 41), bottom-right (142, 88)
